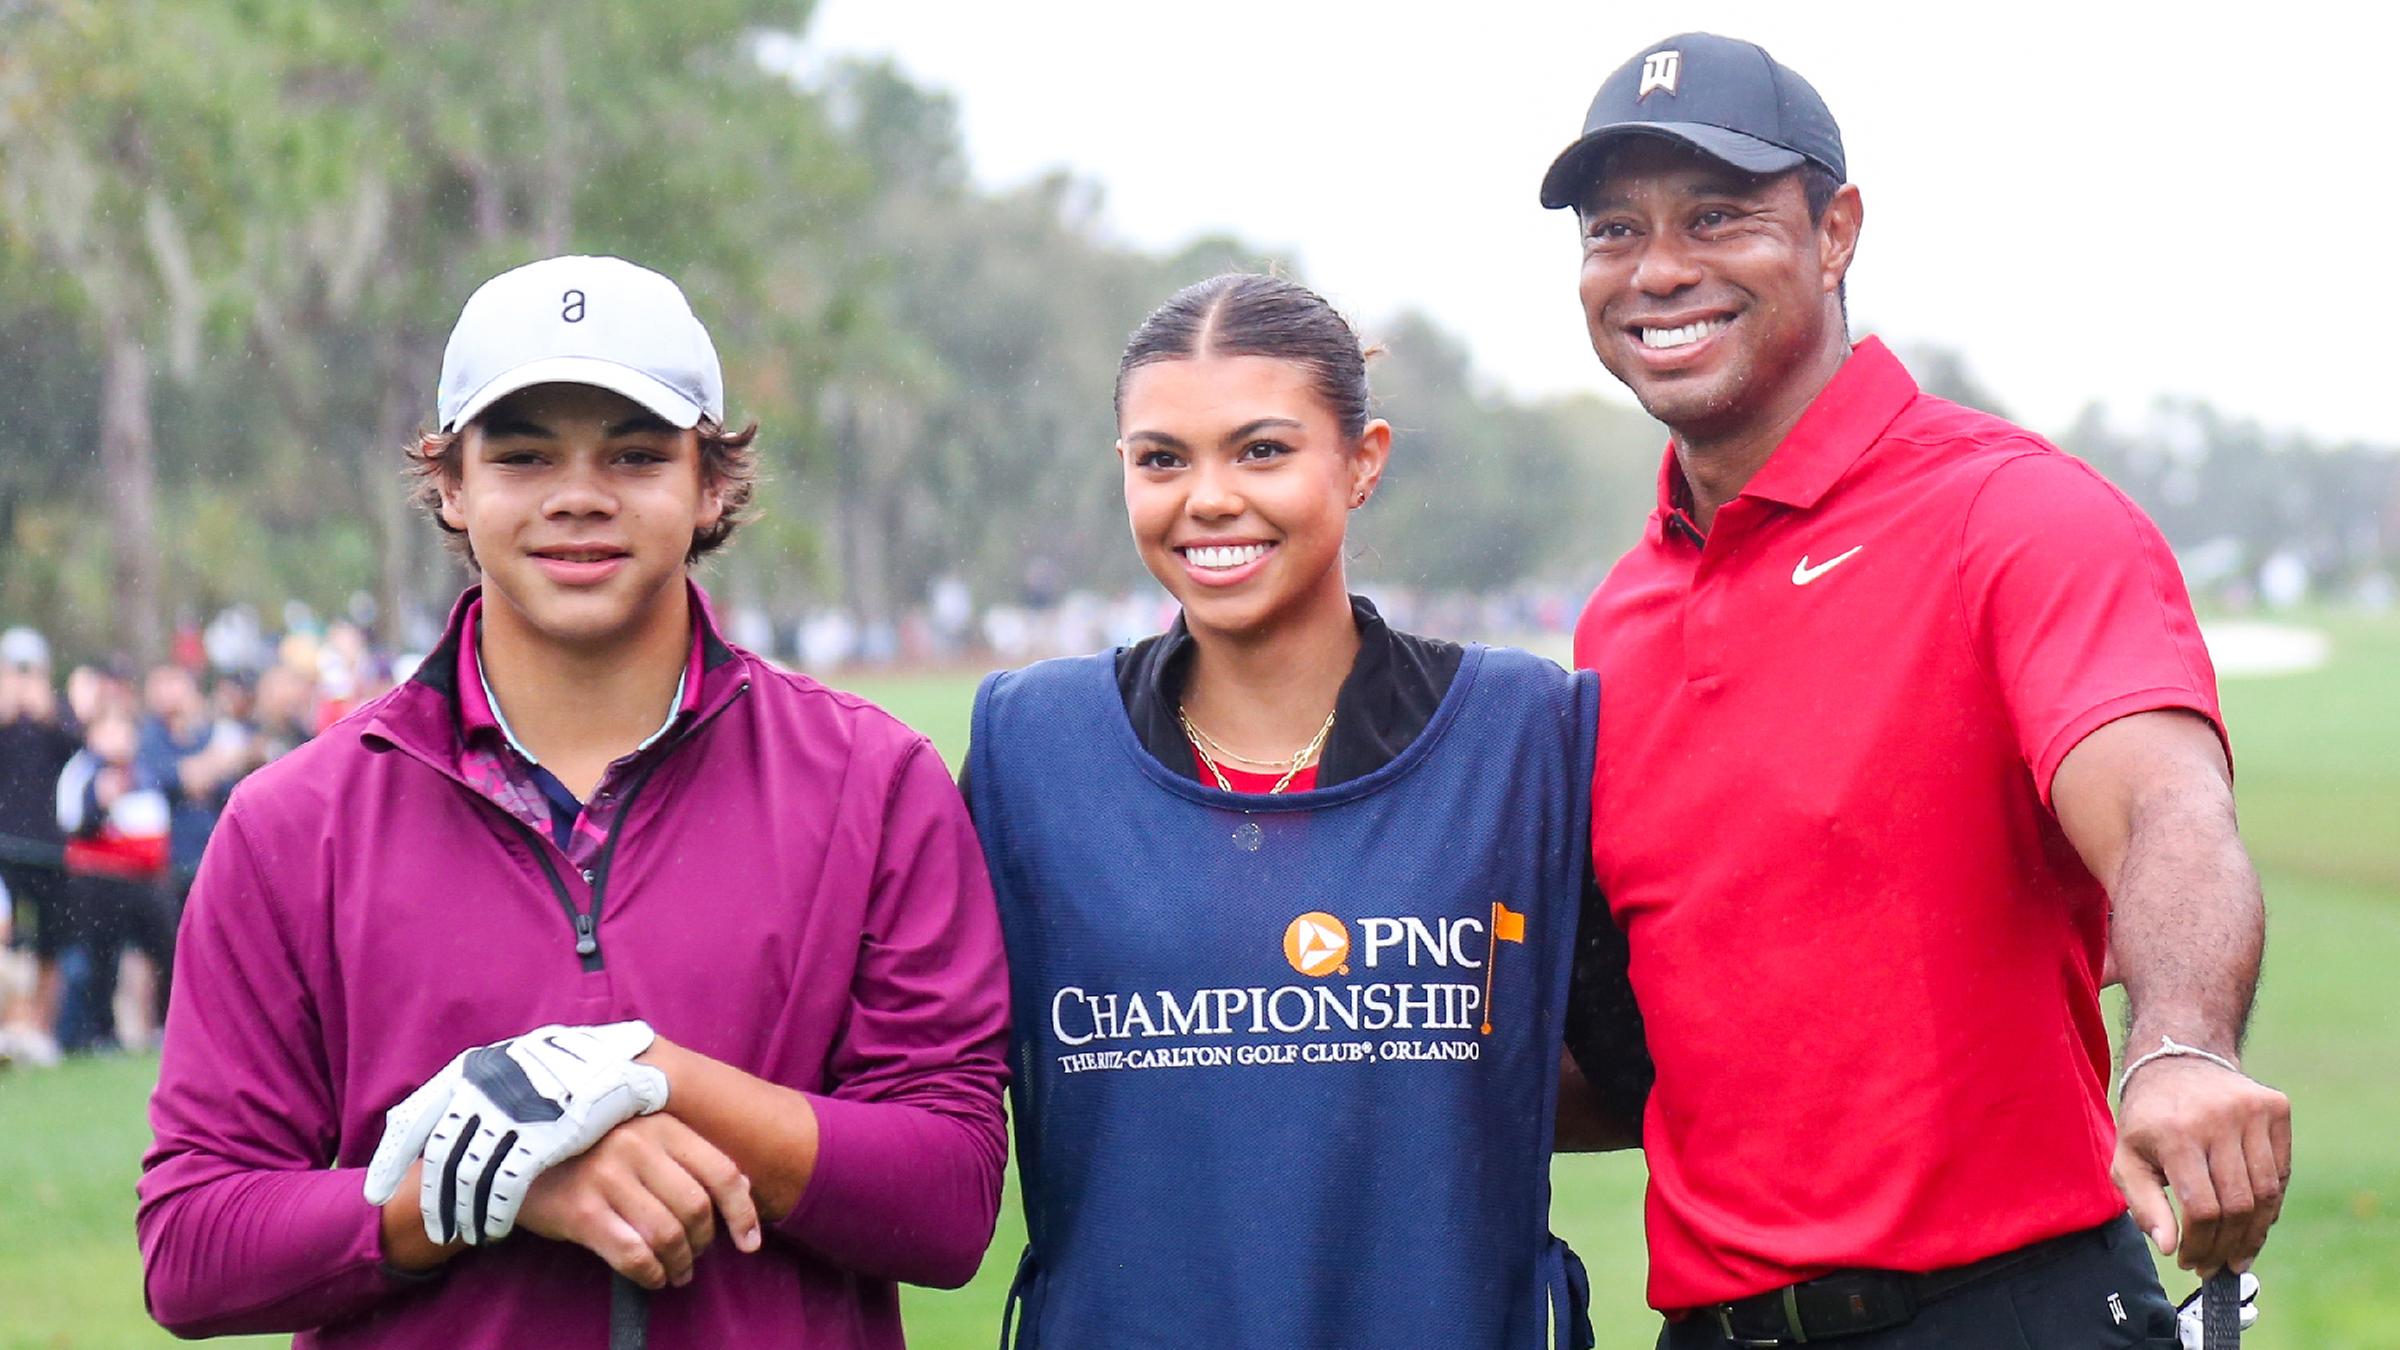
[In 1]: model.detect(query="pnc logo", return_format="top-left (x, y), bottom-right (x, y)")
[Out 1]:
top-left (1282, 912), bottom-right (1351, 977)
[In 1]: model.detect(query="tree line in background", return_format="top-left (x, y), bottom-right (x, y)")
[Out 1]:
top-left (1, 3), bottom-right (2391, 665)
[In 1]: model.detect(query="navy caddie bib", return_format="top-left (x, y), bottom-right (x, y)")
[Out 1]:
top-left (969, 643), bottom-right (1599, 1350)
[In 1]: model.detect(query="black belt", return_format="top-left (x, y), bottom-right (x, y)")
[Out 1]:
top-left (1700, 1222), bottom-right (2104, 1346)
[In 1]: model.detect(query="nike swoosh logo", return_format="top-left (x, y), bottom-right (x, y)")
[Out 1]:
top-left (1791, 546), bottom-right (1864, 585)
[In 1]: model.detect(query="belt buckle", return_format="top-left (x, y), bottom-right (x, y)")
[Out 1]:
top-left (1713, 1308), bottom-right (1790, 1346)
top-left (1713, 1286), bottom-right (1809, 1346)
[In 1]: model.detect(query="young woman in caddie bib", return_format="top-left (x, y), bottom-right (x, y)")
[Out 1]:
top-left (967, 273), bottom-right (1648, 1349)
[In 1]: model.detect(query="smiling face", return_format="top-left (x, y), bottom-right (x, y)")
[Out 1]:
top-left (1576, 138), bottom-right (1860, 444)
top-left (1118, 354), bottom-right (1388, 645)
top-left (440, 382), bottom-right (722, 656)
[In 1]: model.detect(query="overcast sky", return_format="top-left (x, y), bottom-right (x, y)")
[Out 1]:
top-left (805, 1), bottom-right (2393, 447)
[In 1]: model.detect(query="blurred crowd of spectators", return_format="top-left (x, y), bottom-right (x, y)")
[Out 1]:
top-left (0, 616), bottom-right (399, 1068)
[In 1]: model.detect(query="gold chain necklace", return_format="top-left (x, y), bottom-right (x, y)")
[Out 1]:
top-left (1178, 716), bottom-right (1292, 769)
top-left (1178, 706), bottom-right (1336, 795)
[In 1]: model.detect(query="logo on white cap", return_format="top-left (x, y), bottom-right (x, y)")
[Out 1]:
top-left (1638, 50), bottom-right (1681, 100)
top-left (437, 255), bottom-right (724, 433)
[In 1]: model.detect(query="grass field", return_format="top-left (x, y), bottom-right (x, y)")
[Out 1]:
top-left (3, 613), bottom-right (2393, 1348)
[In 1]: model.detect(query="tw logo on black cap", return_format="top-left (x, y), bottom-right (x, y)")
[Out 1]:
top-left (1638, 50), bottom-right (1680, 100)
top-left (1539, 31), bottom-right (1847, 210)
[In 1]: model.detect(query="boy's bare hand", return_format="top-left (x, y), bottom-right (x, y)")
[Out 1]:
top-left (516, 1113), bottom-right (761, 1289)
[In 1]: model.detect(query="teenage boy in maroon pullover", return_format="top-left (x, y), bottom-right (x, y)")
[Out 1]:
top-left (139, 256), bottom-right (1010, 1349)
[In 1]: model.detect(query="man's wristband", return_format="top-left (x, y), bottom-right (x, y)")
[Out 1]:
top-left (2118, 1035), bottom-right (2242, 1097)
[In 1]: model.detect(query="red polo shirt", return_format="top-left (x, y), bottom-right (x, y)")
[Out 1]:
top-left (1575, 338), bottom-right (2224, 1311)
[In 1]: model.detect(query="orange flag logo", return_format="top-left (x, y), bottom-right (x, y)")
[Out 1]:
top-left (1491, 901), bottom-right (1526, 945)
top-left (1481, 901), bottom-right (1527, 1034)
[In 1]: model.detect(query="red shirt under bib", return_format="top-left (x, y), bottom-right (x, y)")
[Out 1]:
top-left (1189, 746), bottom-right (1319, 794)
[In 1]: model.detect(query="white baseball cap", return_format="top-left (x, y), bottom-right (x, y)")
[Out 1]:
top-left (0, 626), bottom-right (50, 669)
top-left (436, 255), bottom-right (725, 433)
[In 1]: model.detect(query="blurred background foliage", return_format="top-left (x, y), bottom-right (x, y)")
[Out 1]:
top-left (0, 1), bottom-right (2390, 666)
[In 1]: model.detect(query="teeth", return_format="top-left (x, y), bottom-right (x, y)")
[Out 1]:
top-left (1183, 544), bottom-right (1270, 570)
top-left (1640, 318), bottom-right (1731, 350)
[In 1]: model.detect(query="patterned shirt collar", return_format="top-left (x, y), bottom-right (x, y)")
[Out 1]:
top-left (447, 597), bottom-right (708, 868)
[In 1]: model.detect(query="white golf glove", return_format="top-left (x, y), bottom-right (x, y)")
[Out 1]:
top-left (2177, 1271), bottom-right (2261, 1348)
top-left (362, 1020), bottom-right (669, 1245)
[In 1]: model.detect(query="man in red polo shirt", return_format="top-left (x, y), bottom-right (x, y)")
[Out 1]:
top-left (1542, 33), bottom-right (2289, 1348)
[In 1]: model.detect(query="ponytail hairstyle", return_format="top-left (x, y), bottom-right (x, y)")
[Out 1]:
top-left (1116, 274), bottom-right (1377, 442)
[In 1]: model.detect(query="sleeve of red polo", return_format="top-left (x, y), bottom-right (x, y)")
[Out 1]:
top-left (1958, 449), bottom-right (2226, 806)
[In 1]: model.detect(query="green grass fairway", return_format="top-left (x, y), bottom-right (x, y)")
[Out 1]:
top-left (3, 615), bottom-right (2393, 1347)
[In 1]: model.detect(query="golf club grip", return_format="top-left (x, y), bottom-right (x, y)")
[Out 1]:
top-left (2201, 1269), bottom-right (2242, 1347)
top-left (609, 1271), bottom-right (648, 1350)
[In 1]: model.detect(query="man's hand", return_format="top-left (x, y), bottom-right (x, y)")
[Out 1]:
top-left (363, 1021), bottom-right (669, 1245)
top-left (516, 1113), bottom-right (762, 1289)
top-left (2113, 1053), bottom-right (2292, 1274)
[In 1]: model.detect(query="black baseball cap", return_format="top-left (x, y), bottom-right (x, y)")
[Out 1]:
top-left (1539, 33), bottom-right (1845, 210)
